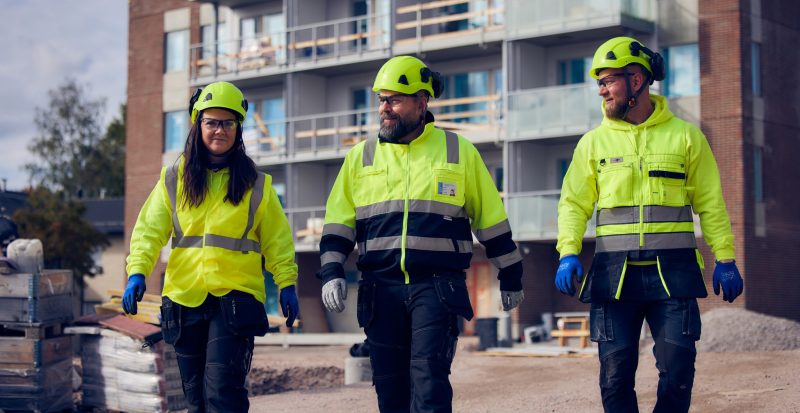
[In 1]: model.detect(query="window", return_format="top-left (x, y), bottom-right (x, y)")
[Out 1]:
top-left (242, 97), bottom-right (285, 153)
top-left (440, 69), bottom-right (501, 123)
top-left (165, 30), bottom-right (189, 72)
top-left (240, 13), bottom-right (285, 64)
top-left (558, 57), bottom-right (592, 85)
top-left (164, 111), bottom-right (188, 153)
top-left (752, 42), bottom-right (761, 96)
top-left (201, 23), bottom-right (227, 60)
top-left (662, 44), bottom-right (700, 97)
top-left (754, 146), bottom-right (764, 202)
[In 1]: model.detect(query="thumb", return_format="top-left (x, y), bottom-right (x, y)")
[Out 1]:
top-left (713, 277), bottom-right (720, 296)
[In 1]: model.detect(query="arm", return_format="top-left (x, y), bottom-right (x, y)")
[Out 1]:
top-left (126, 167), bottom-right (173, 278)
top-left (463, 141), bottom-right (523, 293)
top-left (258, 177), bottom-right (298, 289)
top-left (318, 152), bottom-right (358, 284)
top-left (556, 136), bottom-right (597, 258)
top-left (685, 126), bottom-right (735, 261)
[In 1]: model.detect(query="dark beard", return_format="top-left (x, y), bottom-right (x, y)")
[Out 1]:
top-left (379, 114), bottom-right (423, 142)
top-left (605, 99), bottom-right (630, 120)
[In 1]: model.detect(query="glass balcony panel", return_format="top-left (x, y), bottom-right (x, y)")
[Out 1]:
top-left (286, 207), bottom-right (327, 251)
top-left (506, 0), bottom-right (655, 39)
top-left (507, 191), bottom-right (596, 241)
top-left (394, 0), bottom-right (505, 46)
top-left (507, 83), bottom-right (603, 140)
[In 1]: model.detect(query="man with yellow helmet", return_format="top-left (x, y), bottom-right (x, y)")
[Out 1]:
top-left (319, 56), bottom-right (524, 412)
top-left (554, 37), bottom-right (743, 412)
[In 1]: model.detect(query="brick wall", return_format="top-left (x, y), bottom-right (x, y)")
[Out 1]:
top-left (125, 0), bottom-right (199, 293)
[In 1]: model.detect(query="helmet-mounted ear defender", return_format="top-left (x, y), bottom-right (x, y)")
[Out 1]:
top-left (629, 42), bottom-right (666, 83)
top-left (189, 88), bottom-right (203, 118)
top-left (419, 67), bottom-right (444, 98)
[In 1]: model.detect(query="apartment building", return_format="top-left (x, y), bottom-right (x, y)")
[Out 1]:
top-left (126, 0), bottom-right (800, 335)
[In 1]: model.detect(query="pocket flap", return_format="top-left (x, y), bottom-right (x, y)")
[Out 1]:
top-left (433, 276), bottom-right (474, 321)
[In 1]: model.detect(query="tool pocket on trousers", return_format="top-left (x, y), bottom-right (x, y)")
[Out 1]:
top-left (356, 280), bottom-right (375, 329)
top-left (590, 302), bottom-right (614, 342)
top-left (219, 291), bottom-right (269, 337)
top-left (433, 275), bottom-right (474, 321)
top-left (160, 296), bottom-right (181, 345)
top-left (681, 298), bottom-right (702, 341)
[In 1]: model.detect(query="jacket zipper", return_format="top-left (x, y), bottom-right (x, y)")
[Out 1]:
top-left (400, 145), bottom-right (411, 284)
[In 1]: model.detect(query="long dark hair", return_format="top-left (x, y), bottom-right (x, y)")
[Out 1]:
top-left (179, 109), bottom-right (258, 208)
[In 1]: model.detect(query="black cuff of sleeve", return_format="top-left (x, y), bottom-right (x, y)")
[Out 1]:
top-left (498, 261), bottom-right (523, 292)
top-left (317, 263), bottom-right (345, 284)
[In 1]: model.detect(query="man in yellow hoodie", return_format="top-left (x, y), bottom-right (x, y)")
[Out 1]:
top-left (554, 37), bottom-right (743, 413)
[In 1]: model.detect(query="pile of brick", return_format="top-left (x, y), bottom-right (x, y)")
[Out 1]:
top-left (67, 314), bottom-right (186, 412)
top-left (0, 269), bottom-right (75, 412)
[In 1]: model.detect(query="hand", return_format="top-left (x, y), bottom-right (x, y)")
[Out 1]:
top-left (122, 274), bottom-right (146, 315)
top-left (280, 285), bottom-right (300, 327)
top-left (713, 260), bottom-right (743, 303)
top-left (555, 255), bottom-right (584, 296)
top-left (322, 278), bottom-right (347, 313)
top-left (501, 290), bottom-right (524, 311)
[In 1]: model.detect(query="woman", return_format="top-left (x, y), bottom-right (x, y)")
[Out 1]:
top-left (122, 81), bottom-right (299, 412)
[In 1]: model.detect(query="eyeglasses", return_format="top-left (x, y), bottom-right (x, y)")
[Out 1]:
top-left (201, 118), bottom-right (238, 131)
top-left (377, 94), bottom-right (418, 107)
top-left (596, 73), bottom-right (634, 88)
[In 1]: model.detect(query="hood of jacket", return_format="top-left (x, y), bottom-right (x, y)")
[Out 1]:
top-left (601, 94), bottom-right (673, 131)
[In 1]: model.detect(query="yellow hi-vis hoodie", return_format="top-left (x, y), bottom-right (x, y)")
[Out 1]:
top-left (127, 159), bottom-right (297, 307)
top-left (557, 95), bottom-right (735, 301)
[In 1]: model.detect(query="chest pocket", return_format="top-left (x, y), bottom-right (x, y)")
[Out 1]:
top-left (597, 159), bottom-right (634, 209)
top-left (648, 161), bottom-right (687, 206)
top-left (355, 167), bottom-right (387, 204)
top-left (432, 167), bottom-right (465, 206)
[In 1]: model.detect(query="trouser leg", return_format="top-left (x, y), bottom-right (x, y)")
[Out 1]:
top-left (592, 301), bottom-right (645, 413)
top-left (174, 306), bottom-right (210, 413)
top-left (408, 282), bottom-right (458, 413)
top-left (366, 284), bottom-right (411, 413)
top-left (647, 298), bottom-right (699, 413)
top-left (205, 307), bottom-right (254, 413)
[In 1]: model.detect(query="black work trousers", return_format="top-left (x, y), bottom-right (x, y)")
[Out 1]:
top-left (169, 295), bottom-right (255, 413)
top-left (590, 265), bottom-right (701, 413)
top-left (359, 276), bottom-right (463, 413)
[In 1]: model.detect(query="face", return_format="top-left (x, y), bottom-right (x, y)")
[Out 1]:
top-left (596, 67), bottom-right (642, 120)
top-left (200, 108), bottom-right (239, 155)
top-left (377, 90), bottom-right (426, 142)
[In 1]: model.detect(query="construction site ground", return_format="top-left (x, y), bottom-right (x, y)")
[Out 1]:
top-left (246, 337), bottom-right (800, 413)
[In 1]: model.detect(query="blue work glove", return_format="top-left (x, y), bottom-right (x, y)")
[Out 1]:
top-left (713, 260), bottom-right (744, 303)
top-left (280, 285), bottom-right (300, 327)
top-left (122, 274), bottom-right (146, 315)
top-left (555, 255), bottom-right (584, 296)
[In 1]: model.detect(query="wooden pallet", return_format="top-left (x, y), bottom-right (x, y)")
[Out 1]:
top-left (551, 316), bottom-right (590, 348)
top-left (0, 320), bottom-right (65, 339)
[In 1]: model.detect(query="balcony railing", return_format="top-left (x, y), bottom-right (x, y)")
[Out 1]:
top-left (242, 94), bottom-right (503, 163)
top-left (505, 0), bottom-right (655, 39)
top-left (286, 206), bottom-right (326, 252)
top-left (506, 190), bottom-right (596, 241)
top-left (191, 13), bottom-right (390, 80)
top-left (395, 0), bottom-right (505, 47)
top-left (507, 83), bottom-right (602, 140)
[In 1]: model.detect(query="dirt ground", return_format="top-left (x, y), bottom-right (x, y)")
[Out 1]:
top-left (246, 337), bottom-right (800, 413)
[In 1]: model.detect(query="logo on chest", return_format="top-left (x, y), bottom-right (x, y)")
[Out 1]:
top-left (437, 181), bottom-right (457, 197)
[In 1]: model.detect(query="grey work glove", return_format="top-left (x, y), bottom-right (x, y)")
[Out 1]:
top-left (322, 278), bottom-right (347, 313)
top-left (500, 290), bottom-right (524, 311)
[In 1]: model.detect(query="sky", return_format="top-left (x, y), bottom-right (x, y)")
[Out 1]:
top-left (0, 0), bottom-right (128, 191)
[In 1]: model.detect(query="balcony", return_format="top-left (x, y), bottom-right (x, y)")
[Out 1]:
top-left (506, 190), bottom-right (596, 241)
top-left (286, 207), bottom-right (326, 252)
top-left (507, 83), bottom-right (602, 141)
top-left (191, 13), bottom-right (390, 82)
top-left (242, 94), bottom-right (504, 165)
top-left (505, 0), bottom-right (655, 43)
top-left (394, 0), bottom-right (505, 56)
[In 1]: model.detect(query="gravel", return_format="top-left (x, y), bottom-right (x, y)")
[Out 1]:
top-left (698, 307), bottom-right (800, 352)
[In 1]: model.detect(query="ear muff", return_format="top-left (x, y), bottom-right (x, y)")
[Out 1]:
top-left (629, 42), bottom-right (666, 83)
top-left (189, 88), bottom-right (203, 120)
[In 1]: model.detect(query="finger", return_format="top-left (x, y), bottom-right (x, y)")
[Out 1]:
top-left (332, 288), bottom-right (343, 312)
top-left (130, 300), bottom-right (138, 315)
top-left (340, 281), bottom-right (347, 301)
top-left (136, 287), bottom-right (145, 301)
top-left (285, 307), bottom-right (295, 327)
top-left (713, 280), bottom-right (720, 296)
top-left (323, 292), bottom-right (333, 312)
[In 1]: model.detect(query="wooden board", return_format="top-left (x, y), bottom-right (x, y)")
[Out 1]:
top-left (0, 269), bottom-right (72, 298)
top-left (0, 358), bottom-right (71, 388)
top-left (0, 293), bottom-right (73, 323)
top-left (0, 335), bottom-right (73, 367)
top-left (0, 320), bottom-right (65, 339)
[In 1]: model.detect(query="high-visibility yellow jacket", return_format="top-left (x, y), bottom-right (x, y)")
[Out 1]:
top-left (319, 115), bottom-right (522, 290)
top-left (557, 95), bottom-right (734, 301)
top-left (127, 159), bottom-right (298, 307)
